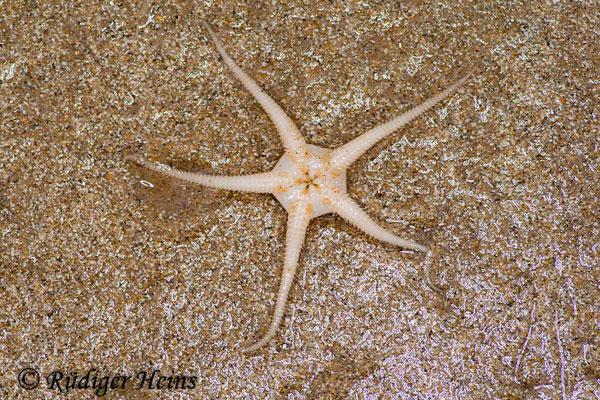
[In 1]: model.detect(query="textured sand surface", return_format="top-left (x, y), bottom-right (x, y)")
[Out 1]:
top-left (1, 1), bottom-right (599, 399)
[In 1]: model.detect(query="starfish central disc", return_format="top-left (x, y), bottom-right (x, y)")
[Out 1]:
top-left (272, 145), bottom-right (347, 218)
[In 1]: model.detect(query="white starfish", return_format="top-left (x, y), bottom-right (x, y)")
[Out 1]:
top-left (134, 21), bottom-right (470, 353)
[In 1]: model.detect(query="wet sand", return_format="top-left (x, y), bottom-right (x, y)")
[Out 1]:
top-left (1, 1), bottom-right (599, 398)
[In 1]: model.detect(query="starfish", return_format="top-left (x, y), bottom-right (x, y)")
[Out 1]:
top-left (134, 21), bottom-right (470, 353)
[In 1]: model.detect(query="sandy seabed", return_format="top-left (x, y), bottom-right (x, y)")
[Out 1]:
top-left (1, 1), bottom-right (599, 399)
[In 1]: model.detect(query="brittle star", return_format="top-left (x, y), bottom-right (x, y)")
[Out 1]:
top-left (134, 21), bottom-right (470, 353)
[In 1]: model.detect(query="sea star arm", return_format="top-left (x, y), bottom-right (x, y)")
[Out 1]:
top-left (134, 159), bottom-right (288, 193)
top-left (328, 191), bottom-right (427, 252)
top-left (243, 200), bottom-right (311, 353)
top-left (330, 73), bottom-right (471, 170)
top-left (202, 21), bottom-right (307, 154)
